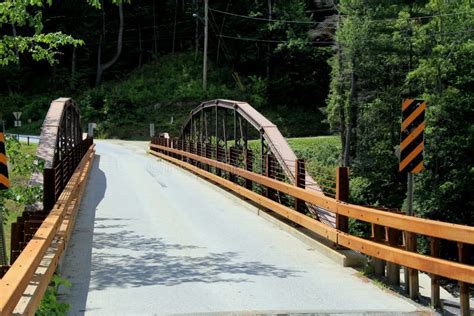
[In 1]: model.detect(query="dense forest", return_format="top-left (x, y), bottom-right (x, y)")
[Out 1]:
top-left (0, 0), bottom-right (472, 235)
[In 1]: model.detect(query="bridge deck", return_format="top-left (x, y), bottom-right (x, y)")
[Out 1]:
top-left (59, 141), bottom-right (424, 315)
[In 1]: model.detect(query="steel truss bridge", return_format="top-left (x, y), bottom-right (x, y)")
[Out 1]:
top-left (0, 98), bottom-right (472, 315)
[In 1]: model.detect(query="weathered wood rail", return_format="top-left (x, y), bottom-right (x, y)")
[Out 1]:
top-left (0, 98), bottom-right (94, 315)
top-left (0, 144), bottom-right (95, 315)
top-left (149, 137), bottom-right (473, 314)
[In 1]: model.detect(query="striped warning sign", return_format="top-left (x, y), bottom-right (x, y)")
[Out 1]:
top-left (0, 131), bottom-right (10, 190)
top-left (399, 99), bottom-right (426, 173)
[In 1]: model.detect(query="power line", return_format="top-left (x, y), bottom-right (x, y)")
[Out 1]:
top-left (209, 8), bottom-right (319, 25)
top-left (210, 6), bottom-right (472, 25)
top-left (361, 11), bottom-right (473, 23)
top-left (216, 34), bottom-right (333, 45)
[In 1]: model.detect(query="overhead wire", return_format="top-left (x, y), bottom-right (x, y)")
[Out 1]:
top-left (209, 7), bottom-right (319, 25)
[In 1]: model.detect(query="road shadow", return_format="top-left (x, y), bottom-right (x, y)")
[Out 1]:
top-left (58, 155), bottom-right (106, 315)
top-left (88, 223), bottom-right (302, 291)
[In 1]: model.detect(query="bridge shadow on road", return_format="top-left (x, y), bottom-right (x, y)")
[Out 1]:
top-left (60, 155), bottom-right (106, 314)
top-left (61, 153), bottom-right (302, 314)
top-left (88, 226), bottom-right (302, 291)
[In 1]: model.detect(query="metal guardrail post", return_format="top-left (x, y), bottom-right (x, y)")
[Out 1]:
top-left (216, 144), bottom-right (222, 177)
top-left (229, 147), bottom-right (238, 183)
top-left (295, 159), bottom-right (306, 213)
top-left (265, 155), bottom-right (277, 201)
top-left (43, 168), bottom-right (56, 211)
top-left (245, 150), bottom-right (253, 190)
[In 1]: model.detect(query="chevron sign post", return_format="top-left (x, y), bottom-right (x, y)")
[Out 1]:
top-left (399, 98), bottom-right (427, 299)
top-left (0, 128), bottom-right (9, 190)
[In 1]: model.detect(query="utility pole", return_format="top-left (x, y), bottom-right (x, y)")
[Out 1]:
top-left (194, 0), bottom-right (199, 60)
top-left (203, 0), bottom-right (208, 92)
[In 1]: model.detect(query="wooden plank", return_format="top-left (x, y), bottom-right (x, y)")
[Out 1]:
top-left (150, 149), bottom-right (474, 284)
top-left (0, 146), bottom-right (95, 315)
top-left (430, 238), bottom-right (440, 308)
top-left (458, 242), bottom-right (470, 316)
top-left (18, 149), bottom-right (94, 315)
top-left (336, 203), bottom-right (474, 245)
top-left (150, 144), bottom-right (474, 244)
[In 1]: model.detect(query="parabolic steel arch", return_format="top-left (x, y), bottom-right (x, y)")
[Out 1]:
top-left (179, 99), bottom-right (335, 226)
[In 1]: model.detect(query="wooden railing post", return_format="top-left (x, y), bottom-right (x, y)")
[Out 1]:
top-left (458, 242), bottom-right (470, 315)
top-left (430, 238), bottom-right (441, 308)
top-left (295, 159), bottom-right (306, 213)
top-left (387, 228), bottom-right (401, 286)
top-left (406, 232), bottom-right (419, 299)
top-left (336, 167), bottom-right (349, 232)
top-left (372, 224), bottom-right (386, 277)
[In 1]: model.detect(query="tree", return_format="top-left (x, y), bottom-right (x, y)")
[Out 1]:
top-left (95, 1), bottom-right (125, 85)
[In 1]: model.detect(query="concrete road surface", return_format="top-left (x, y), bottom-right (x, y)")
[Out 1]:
top-left (60, 140), bottom-right (426, 315)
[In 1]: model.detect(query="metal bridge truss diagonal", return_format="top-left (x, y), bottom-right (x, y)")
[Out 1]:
top-left (179, 99), bottom-right (335, 226)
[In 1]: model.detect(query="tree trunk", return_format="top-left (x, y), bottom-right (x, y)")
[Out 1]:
top-left (96, 36), bottom-right (103, 87)
top-left (216, 0), bottom-right (232, 63)
top-left (71, 46), bottom-right (76, 90)
top-left (336, 15), bottom-right (347, 166)
top-left (11, 24), bottom-right (19, 59)
top-left (138, 25), bottom-right (143, 67)
top-left (194, 5), bottom-right (199, 60)
top-left (172, 0), bottom-right (178, 54)
top-left (101, 0), bottom-right (106, 36)
top-left (96, 2), bottom-right (124, 86)
top-left (266, 0), bottom-right (273, 79)
top-left (343, 58), bottom-right (357, 167)
top-left (152, 0), bottom-right (158, 56)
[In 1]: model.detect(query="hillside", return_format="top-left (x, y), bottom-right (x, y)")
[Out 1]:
top-left (1, 53), bottom-right (328, 140)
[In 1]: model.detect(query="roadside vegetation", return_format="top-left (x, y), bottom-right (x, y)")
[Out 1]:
top-left (0, 0), bottom-right (471, 278)
top-left (1, 138), bottom-right (42, 262)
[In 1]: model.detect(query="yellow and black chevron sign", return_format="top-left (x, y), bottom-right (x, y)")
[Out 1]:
top-left (0, 131), bottom-right (10, 190)
top-left (399, 99), bottom-right (426, 174)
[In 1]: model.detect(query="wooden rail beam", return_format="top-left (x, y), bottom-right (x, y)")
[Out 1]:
top-left (149, 143), bottom-right (474, 245)
top-left (149, 147), bottom-right (474, 284)
top-left (0, 145), bottom-right (95, 315)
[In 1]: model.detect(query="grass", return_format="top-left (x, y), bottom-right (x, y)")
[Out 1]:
top-left (229, 135), bottom-right (341, 193)
top-left (2, 141), bottom-right (38, 263)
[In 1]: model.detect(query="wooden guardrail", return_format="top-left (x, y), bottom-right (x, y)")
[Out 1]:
top-left (149, 140), bottom-right (473, 314)
top-left (0, 144), bottom-right (95, 315)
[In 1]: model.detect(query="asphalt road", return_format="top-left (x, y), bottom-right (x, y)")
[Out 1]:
top-left (60, 140), bottom-right (425, 315)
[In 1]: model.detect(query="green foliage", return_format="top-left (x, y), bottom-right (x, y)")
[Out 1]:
top-left (0, 139), bottom-right (41, 260)
top-left (0, 138), bottom-right (42, 217)
top-left (407, 1), bottom-right (474, 229)
top-left (36, 274), bottom-right (72, 316)
top-left (327, 0), bottom-right (473, 232)
top-left (0, 1), bottom-right (85, 66)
